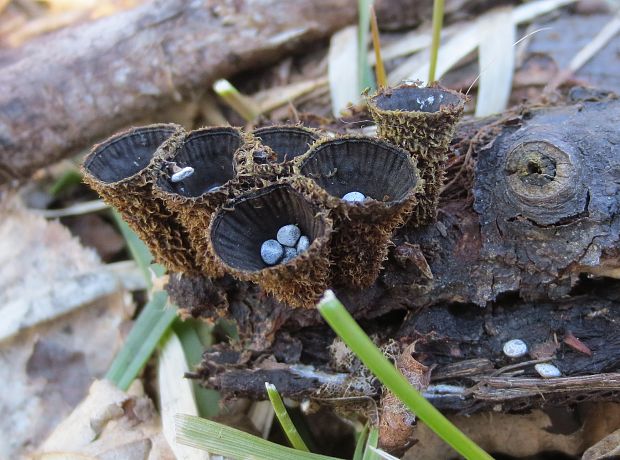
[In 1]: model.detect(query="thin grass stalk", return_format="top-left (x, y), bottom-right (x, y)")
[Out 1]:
top-left (362, 426), bottom-right (379, 460)
top-left (173, 320), bottom-right (221, 418)
top-left (106, 290), bottom-right (176, 390)
top-left (353, 424), bottom-right (370, 460)
top-left (370, 6), bottom-right (387, 88)
top-left (213, 78), bottom-right (260, 122)
top-left (428, 0), bottom-right (445, 83)
top-left (357, 0), bottom-right (376, 92)
top-left (106, 212), bottom-right (175, 390)
top-left (317, 290), bottom-right (493, 460)
top-left (265, 383), bottom-right (310, 452)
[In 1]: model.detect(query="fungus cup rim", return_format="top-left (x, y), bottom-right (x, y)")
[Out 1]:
top-left (368, 82), bottom-right (466, 115)
top-left (209, 182), bottom-right (333, 276)
top-left (297, 136), bottom-right (421, 208)
top-left (83, 123), bottom-right (182, 186)
top-left (154, 126), bottom-right (247, 201)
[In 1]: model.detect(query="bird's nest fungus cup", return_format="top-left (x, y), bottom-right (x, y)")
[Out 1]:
top-left (368, 83), bottom-right (466, 225)
top-left (81, 123), bottom-right (197, 273)
top-left (234, 125), bottom-right (321, 180)
top-left (209, 183), bottom-right (333, 309)
top-left (153, 126), bottom-right (248, 277)
top-left (296, 136), bottom-right (421, 288)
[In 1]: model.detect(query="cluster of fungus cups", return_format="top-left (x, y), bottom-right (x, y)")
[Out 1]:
top-left (295, 136), bottom-right (421, 288)
top-left (81, 123), bottom-right (198, 273)
top-left (367, 83), bottom-right (466, 226)
top-left (82, 121), bottom-right (424, 305)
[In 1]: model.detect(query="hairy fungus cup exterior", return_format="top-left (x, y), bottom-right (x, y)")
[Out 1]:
top-left (297, 137), bottom-right (420, 288)
top-left (82, 123), bottom-right (198, 273)
top-left (368, 83), bottom-right (465, 225)
top-left (153, 126), bottom-right (247, 277)
top-left (209, 183), bottom-right (333, 308)
top-left (235, 125), bottom-right (321, 179)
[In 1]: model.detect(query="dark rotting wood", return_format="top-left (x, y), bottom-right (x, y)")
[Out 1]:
top-left (170, 90), bottom-right (620, 426)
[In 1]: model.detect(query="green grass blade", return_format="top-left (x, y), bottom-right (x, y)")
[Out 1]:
top-left (106, 290), bottom-right (176, 390)
top-left (111, 210), bottom-right (158, 286)
top-left (428, 0), bottom-right (445, 83)
top-left (357, 0), bottom-right (376, 93)
top-left (49, 169), bottom-right (83, 197)
top-left (362, 426), bottom-right (379, 460)
top-left (353, 424), bottom-right (370, 460)
top-left (173, 319), bottom-right (221, 418)
top-left (266, 383), bottom-right (310, 452)
top-left (176, 414), bottom-right (343, 460)
top-left (317, 291), bottom-right (493, 460)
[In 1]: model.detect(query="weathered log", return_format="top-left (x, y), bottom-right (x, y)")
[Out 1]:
top-left (166, 89), bottom-right (620, 421)
top-left (0, 0), bottom-right (362, 183)
top-left (195, 279), bottom-right (620, 414)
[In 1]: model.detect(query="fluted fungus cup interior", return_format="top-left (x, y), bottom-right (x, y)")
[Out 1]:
top-left (157, 127), bottom-right (242, 197)
top-left (210, 184), bottom-right (328, 272)
top-left (253, 125), bottom-right (319, 164)
top-left (84, 124), bottom-right (179, 183)
top-left (369, 85), bottom-right (464, 113)
top-left (298, 137), bottom-right (419, 209)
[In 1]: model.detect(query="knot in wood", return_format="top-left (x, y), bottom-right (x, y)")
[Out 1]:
top-left (502, 136), bottom-right (587, 225)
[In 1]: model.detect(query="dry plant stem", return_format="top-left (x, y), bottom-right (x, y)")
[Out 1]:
top-left (0, 0), bottom-right (371, 184)
top-left (370, 6), bottom-right (387, 88)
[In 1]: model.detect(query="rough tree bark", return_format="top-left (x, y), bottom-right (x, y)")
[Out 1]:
top-left (168, 88), bottom-right (620, 417)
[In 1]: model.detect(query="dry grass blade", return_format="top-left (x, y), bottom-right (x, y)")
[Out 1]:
top-left (370, 6), bottom-right (387, 88)
top-left (249, 400), bottom-right (275, 439)
top-left (328, 25), bottom-right (360, 116)
top-left (213, 79), bottom-right (260, 122)
top-left (371, 23), bottom-right (458, 64)
top-left (511, 0), bottom-right (578, 24)
top-left (158, 331), bottom-right (209, 460)
top-left (389, 0), bottom-right (578, 86)
top-left (32, 199), bottom-right (108, 218)
top-left (175, 414), bottom-right (342, 460)
top-left (568, 12), bottom-right (620, 73)
top-left (475, 7), bottom-right (516, 116)
top-left (389, 21), bottom-right (479, 85)
top-left (201, 95), bottom-right (229, 126)
top-left (254, 77), bottom-right (328, 114)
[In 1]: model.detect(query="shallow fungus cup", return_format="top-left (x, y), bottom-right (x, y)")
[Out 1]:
top-left (297, 136), bottom-right (420, 288)
top-left (153, 126), bottom-right (248, 277)
top-left (209, 183), bottom-right (333, 308)
top-left (368, 83), bottom-right (465, 225)
top-left (82, 123), bottom-right (197, 273)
